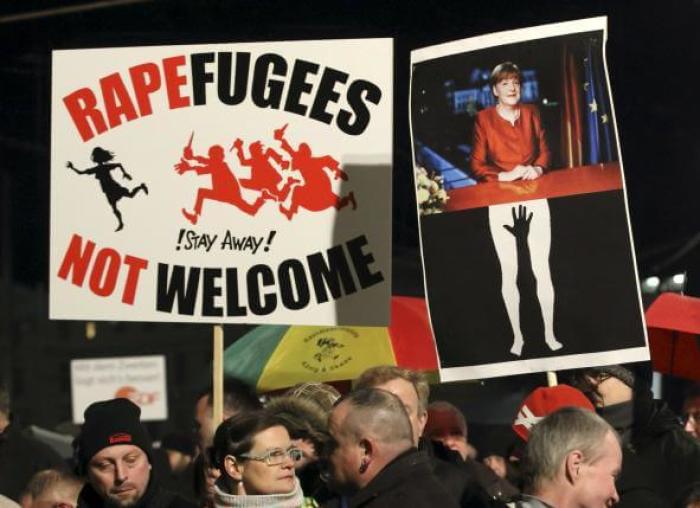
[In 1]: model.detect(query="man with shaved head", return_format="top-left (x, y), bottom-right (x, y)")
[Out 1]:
top-left (356, 366), bottom-right (517, 505)
top-left (326, 388), bottom-right (458, 507)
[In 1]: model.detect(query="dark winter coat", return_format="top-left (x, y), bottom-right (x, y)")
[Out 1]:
top-left (77, 476), bottom-right (197, 508)
top-left (601, 394), bottom-right (700, 508)
top-left (0, 424), bottom-right (66, 502)
top-left (324, 448), bottom-right (460, 508)
top-left (423, 439), bottom-right (518, 507)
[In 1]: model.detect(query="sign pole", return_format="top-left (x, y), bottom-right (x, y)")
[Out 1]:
top-left (212, 325), bottom-right (224, 428)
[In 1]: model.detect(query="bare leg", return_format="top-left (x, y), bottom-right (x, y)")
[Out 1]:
top-left (488, 205), bottom-right (522, 356)
top-left (528, 200), bottom-right (562, 351)
top-left (110, 201), bottom-right (124, 232)
top-left (128, 183), bottom-right (148, 197)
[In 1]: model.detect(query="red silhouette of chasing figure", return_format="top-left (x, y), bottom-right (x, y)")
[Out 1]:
top-left (273, 124), bottom-right (356, 220)
top-left (66, 147), bottom-right (148, 232)
top-left (175, 133), bottom-right (274, 225)
top-left (230, 138), bottom-right (299, 201)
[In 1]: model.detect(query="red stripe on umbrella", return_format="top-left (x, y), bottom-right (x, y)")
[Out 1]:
top-left (390, 296), bottom-right (438, 371)
top-left (645, 292), bottom-right (700, 381)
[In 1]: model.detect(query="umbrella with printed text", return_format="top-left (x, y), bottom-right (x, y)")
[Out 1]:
top-left (645, 292), bottom-right (700, 381)
top-left (223, 296), bottom-right (439, 392)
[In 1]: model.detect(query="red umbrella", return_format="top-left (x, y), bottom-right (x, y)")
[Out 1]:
top-left (645, 292), bottom-right (700, 381)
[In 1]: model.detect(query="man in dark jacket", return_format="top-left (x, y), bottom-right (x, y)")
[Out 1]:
top-left (74, 398), bottom-right (196, 508)
top-left (355, 366), bottom-right (517, 506)
top-left (570, 364), bottom-right (700, 508)
top-left (0, 385), bottom-right (65, 502)
top-left (325, 388), bottom-right (459, 508)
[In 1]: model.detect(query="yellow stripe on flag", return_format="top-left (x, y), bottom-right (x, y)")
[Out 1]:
top-left (257, 326), bottom-right (396, 391)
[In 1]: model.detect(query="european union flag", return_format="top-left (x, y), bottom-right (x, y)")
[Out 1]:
top-left (584, 38), bottom-right (616, 165)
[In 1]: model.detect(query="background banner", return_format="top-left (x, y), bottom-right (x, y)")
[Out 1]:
top-left (71, 355), bottom-right (167, 423)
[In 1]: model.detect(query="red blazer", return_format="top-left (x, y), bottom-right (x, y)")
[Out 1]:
top-left (470, 104), bottom-right (551, 182)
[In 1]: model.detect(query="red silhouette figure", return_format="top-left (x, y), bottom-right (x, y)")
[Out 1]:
top-left (66, 147), bottom-right (148, 232)
top-left (175, 137), bottom-right (272, 225)
top-left (273, 124), bottom-right (356, 220)
top-left (230, 138), bottom-right (299, 201)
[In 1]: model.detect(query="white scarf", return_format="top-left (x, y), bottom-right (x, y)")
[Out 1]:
top-left (213, 479), bottom-right (305, 508)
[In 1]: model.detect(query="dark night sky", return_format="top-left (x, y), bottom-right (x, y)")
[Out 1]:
top-left (2, 0), bottom-right (700, 291)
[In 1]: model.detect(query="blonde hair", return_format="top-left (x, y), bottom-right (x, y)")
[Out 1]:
top-left (355, 366), bottom-right (429, 413)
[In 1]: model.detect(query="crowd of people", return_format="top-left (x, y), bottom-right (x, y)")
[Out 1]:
top-left (1, 364), bottom-right (699, 508)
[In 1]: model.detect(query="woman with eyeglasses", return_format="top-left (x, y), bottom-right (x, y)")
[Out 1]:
top-left (211, 410), bottom-right (314, 507)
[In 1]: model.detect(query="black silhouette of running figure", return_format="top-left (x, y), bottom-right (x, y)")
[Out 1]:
top-left (67, 147), bottom-right (148, 231)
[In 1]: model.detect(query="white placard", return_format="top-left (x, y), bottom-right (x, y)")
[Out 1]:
top-left (410, 18), bottom-right (648, 381)
top-left (51, 39), bottom-right (393, 326)
top-left (71, 355), bottom-right (168, 423)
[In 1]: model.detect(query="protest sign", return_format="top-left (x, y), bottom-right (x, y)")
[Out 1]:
top-left (71, 355), bottom-right (167, 423)
top-left (410, 18), bottom-right (648, 380)
top-left (51, 39), bottom-right (392, 326)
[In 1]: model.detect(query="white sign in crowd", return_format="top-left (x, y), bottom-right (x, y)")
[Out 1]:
top-left (51, 39), bottom-right (393, 327)
top-left (71, 355), bottom-right (167, 423)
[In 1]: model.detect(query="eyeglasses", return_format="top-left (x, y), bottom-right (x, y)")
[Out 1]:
top-left (238, 447), bottom-right (303, 466)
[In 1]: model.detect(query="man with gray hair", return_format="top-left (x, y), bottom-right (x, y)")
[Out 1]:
top-left (515, 407), bottom-right (622, 508)
top-left (326, 388), bottom-right (458, 507)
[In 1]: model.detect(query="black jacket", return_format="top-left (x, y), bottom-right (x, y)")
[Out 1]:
top-left (325, 448), bottom-right (460, 508)
top-left (423, 439), bottom-right (518, 507)
top-left (601, 395), bottom-right (700, 508)
top-left (0, 424), bottom-right (66, 502)
top-left (77, 476), bottom-right (197, 508)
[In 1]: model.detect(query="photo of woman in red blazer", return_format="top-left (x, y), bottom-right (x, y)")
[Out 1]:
top-left (471, 62), bottom-right (550, 183)
top-left (477, 62), bottom-right (562, 357)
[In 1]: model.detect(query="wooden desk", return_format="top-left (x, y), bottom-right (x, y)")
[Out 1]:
top-left (445, 162), bottom-right (623, 211)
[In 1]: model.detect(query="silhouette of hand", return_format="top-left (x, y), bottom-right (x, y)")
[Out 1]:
top-left (503, 204), bottom-right (532, 240)
top-left (336, 169), bottom-right (348, 181)
top-left (174, 159), bottom-right (190, 174)
top-left (232, 138), bottom-right (243, 150)
top-left (66, 161), bottom-right (74, 170)
top-left (123, 173), bottom-right (133, 181)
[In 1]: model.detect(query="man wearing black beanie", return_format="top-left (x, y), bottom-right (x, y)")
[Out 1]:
top-left (74, 398), bottom-right (196, 508)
